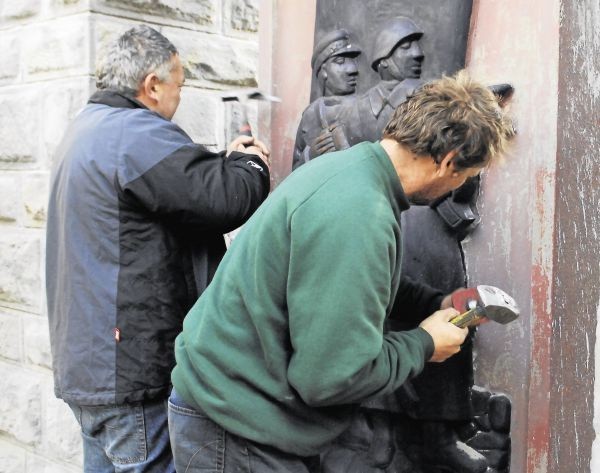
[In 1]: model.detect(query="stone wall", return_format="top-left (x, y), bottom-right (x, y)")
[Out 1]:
top-left (0, 0), bottom-right (259, 470)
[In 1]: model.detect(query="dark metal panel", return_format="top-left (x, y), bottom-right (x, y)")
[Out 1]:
top-left (550, 1), bottom-right (600, 471)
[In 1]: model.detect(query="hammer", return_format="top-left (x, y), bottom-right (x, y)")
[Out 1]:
top-left (221, 88), bottom-right (281, 137)
top-left (449, 285), bottom-right (520, 328)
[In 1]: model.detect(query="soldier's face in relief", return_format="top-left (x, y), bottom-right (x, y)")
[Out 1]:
top-left (321, 55), bottom-right (359, 96)
top-left (381, 38), bottom-right (424, 81)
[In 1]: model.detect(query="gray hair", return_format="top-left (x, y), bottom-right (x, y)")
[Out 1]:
top-left (96, 25), bottom-right (178, 96)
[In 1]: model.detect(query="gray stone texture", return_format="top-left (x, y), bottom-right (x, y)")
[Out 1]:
top-left (23, 173), bottom-right (49, 227)
top-left (92, 0), bottom-right (218, 29)
top-left (39, 381), bottom-right (83, 466)
top-left (225, 0), bottom-right (259, 33)
top-left (23, 18), bottom-right (88, 76)
top-left (0, 234), bottom-right (42, 312)
top-left (167, 28), bottom-right (258, 88)
top-left (173, 88), bottom-right (221, 147)
top-left (0, 90), bottom-right (40, 168)
top-left (0, 35), bottom-right (20, 82)
top-left (25, 454), bottom-right (81, 473)
top-left (0, 311), bottom-right (22, 361)
top-left (0, 441), bottom-right (26, 473)
top-left (0, 175), bottom-right (21, 223)
top-left (23, 316), bottom-right (52, 369)
top-left (0, 363), bottom-right (43, 445)
top-left (1, 0), bottom-right (41, 20)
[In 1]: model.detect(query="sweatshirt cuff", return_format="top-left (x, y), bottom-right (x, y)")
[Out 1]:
top-left (413, 327), bottom-right (435, 361)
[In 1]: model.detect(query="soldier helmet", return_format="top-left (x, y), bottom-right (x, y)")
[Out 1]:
top-left (370, 17), bottom-right (423, 72)
top-left (311, 29), bottom-right (361, 76)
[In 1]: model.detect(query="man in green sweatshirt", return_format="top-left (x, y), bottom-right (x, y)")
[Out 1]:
top-left (169, 71), bottom-right (513, 472)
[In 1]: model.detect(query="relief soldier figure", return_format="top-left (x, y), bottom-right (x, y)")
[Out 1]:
top-left (292, 29), bottom-right (361, 170)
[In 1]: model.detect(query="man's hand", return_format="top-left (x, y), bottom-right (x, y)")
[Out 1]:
top-left (440, 288), bottom-right (489, 326)
top-left (419, 308), bottom-right (469, 362)
top-left (227, 135), bottom-right (271, 169)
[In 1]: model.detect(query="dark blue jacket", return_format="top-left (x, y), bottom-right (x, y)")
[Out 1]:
top-left (46, 91), bottom-right (269, 405)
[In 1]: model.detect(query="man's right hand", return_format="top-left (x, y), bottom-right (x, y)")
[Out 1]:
top-left (227, 135), bottom-right (271, 169)
top-left (419, 308), bottom-right (469, 362)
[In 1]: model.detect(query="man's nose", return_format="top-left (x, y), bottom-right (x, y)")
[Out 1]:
top-left (411, 44), bottom-right (425, 61)
top-left (346, 61), bottom-right (359, 75)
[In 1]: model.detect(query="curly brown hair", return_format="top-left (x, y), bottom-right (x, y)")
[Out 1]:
top-left (382, 70), bottom-right (514, 169)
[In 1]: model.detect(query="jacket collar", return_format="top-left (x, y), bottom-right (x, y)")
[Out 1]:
top-left (88, 90), bottom-right (148, 110)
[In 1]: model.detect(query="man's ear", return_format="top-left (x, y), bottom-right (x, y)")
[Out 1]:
top-left (141, 73), bottom-right (161, 101)
top-left (438, 150), bottom-right (459, 176)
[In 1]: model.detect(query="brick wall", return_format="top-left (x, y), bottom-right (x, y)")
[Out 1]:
top-left (0, 0), bottom-right (259, 470)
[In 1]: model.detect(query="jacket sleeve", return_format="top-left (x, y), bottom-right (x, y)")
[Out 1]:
top-left (388, 276), bottom-right (445, 325)
top-left (119, 144), bottom-right (270, 233)
top-left (285, 189), bottom-right (434, 408)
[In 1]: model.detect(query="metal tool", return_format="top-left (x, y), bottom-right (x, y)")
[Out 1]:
top-left (221, 88), bottom-right (281, 136)
top-left (449, 285), bottom-right (520, 328)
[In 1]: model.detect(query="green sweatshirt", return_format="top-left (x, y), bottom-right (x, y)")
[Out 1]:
top-left (172, 141), bottom-right (438, 456)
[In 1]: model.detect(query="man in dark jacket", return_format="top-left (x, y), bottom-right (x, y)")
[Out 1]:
top-left (46, 25), bottom-right (271, 472)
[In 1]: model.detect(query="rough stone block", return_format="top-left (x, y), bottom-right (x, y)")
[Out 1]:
top-left (41, 382), bottom-right (83, 466)
top-left (43, 80), bottom-right (90, 166)
top-left (225, 0), bottom-right (259, 33)
top-left (172, 89), bottom-right (220, 146)
top-left (0, 36), bottom-right (20, 82)
top-left (0, 91), bottom-right (40, 168)
top-left (168, 30), bottom-right (258, 88)
top-left (25, 454), bottom-right (81, 473)
top-left (53, 0), bottom-right (88, 9)
top-left (0, 363), bottom-right (42, 445)
top-left (23, 173), bottom-right (49, 228)
top-left (0, 440), bottom-right (26, 473)
top-left (93, 0), bottom-right (218, 27)
top-left (24, 19), bottom-right (88, 76)
top-left (0, 175), bottom-right (21, 223)
top-left (0, 234), bottom-right (42, 312)
top-left (1, 0), bottom-right (41, 20)
top-left (23, 316), bottom-right (52, 369)
top-left (0, 311), bottom-right (22, 361)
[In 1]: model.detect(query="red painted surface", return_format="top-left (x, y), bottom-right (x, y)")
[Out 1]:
top-left (465, 1), bottom-right (560, 471)
top-left (258, 0), bottom-right (316, 186)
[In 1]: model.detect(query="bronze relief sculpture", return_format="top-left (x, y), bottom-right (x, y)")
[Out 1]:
top-left (292, 10), bottom-right (512, 473)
